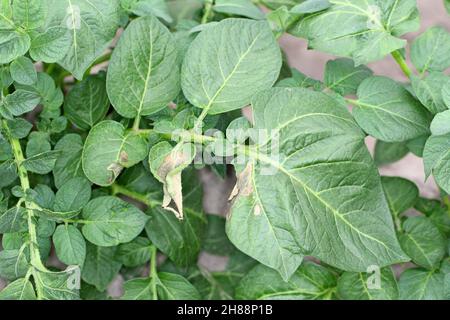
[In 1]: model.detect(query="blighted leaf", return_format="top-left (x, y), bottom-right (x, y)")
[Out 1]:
top-left (53, 224), bottom-right (86, 267)
top-left (227, 87), bottom-right (408, 279)
top-left (10, 56), bottom-right (37, 85)
top-left (411, 26), bottom-right (450, 73)
top-left (81, 196), bottom-right (148, 247)
top-left (181, 18), bottom-right (281, 114)
top-left (352, 76), bottom-right (431, 142)
top-left (107, 15), bottom-right (180, 118)
top-left (236, 262), bottom-right (337, 300)
top-left (374, 141), bottom-right (409, 166)
top-left (65, 74), bottom-right (110, 130)
top-left (399, 216), bottom-right (447, 270)
top-left (337, 267), bottom-right (398, 300)
top-left (149, 142), bottom-right (196, 219)
top-left (81, 243), bottom-right (122, 291)
top-left (324, 58), bottom-right (372, 96)
top-left (82, 120), bottom-right (148, 186)
top-left (0, 278), bottom-right (36, 300)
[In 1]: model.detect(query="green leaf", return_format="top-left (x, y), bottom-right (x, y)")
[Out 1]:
top-left (213, 0), bottom-right (265, 20)
top-left (406, 135), bottom-right (428, 157)
top-left (53, 177), bottom-right (91, 212)
top-left (291, 0), bottom-right (331, 14)
top-left (12, 0), bottom-right (47, 30)
top-left (81, 243), bottom-right (122, 291)
top-left (0, 159), bottom-right (18, 188)
top-left (5, 118), bottom-right (32, 139)
top-left (65, 74), bottom-right (110, 130)
top-left (374, 140), bottom-right (409, 166)
top-left (291, 0), bottom-right (419, 65)
top-left (399, 216), bottom-right (447, 270)
top-left (48, 0), bottom-right (121, 80)
top-left (0, 30), bottom-right (31, 64)
top-left (156, 272), bottom-right (201, 300)
top-left (337, 267), bottom-right (398, 300)
top-left (381, 176), bottom-right (418, 217)
top-left (10, 56), bottom-right (37, 85)
top-left (203, 214), bottom-right (235, 256)
top-left (0, 249), bottom-right (29, 281)
top-left (145, 169), bottom-right (206, 266)
top-left (423, 133), bottom-right (450, 192)
top-left (324, 58), bottom-right (372, 96)
top-left (115, 236), bottom-right (152, 267)
top-left (29, 26), bottom-right (71, 63)
top-left (399, 267), bottom-right (447, 300)
top-left (121, 278), bottom-right (153, 300)
top-left (430, 110), bottom-right (450, 136)
top-left (53, 224), bottom-right (86, 267)
top-left (53, 134), bottom-right (85, 189)
top-left (352, 76), bottom-right (431, 142)
top-left (107, 15), bottom-right (180, 118)
top-left (0, 65), bottom-right (13, 89)
top-left (82, 120), bottom-right (148, 186)
top-left (22, 150), bottom-right (60, 175)
top-left (181, 18), bottom-right (281, 114)
top-left (0, 278), bottom-right (36, 300)
top-left (227, 87), bottom-right (408, 279)
top-left (0, 206), bottom-right (27, 234)
top-left (411, 73), bottom-right (449, 114)
top-left (411, 26), bottom-right (450, 73)
top-left (34, 267), bottom-right (80, 300)
top-left (81, 196), bottom-right (148, 247)
top-left (2, 89), bottom-right (41, 116)
top-left (236, 262), bottom-right (337, 300)
top-left (122, 0), bottom-right (173, 23)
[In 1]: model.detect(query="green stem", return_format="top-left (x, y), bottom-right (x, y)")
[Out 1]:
top-left (150, 246), bottom-right (158, 300)
top-left (391, 50), bottom-right (412, 78)
top-left (2, 120), bottom-right (45, 271)
top-left (201, 0), bottom-right (214, 24)
top-left (133, 114), bottom-right (141, 131)
top-left (111, 183), bottom-right (160, 208)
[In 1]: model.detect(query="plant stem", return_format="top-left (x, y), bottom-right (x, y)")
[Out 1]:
top-left (133, 114), bottom-right (141, 131)
top-left (111, 183), bottom-right (160, 208)
top-left (201, 0), bottom-right (214, 24)
top-left (150, 246), bottom-right (158, 300)
top-left (391, 50), bottom-right (412, 78)
top-left (2, 120), bottom-right (45, 271)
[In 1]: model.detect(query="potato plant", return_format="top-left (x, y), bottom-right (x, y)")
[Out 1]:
top-left (0, 0), bottom-right (449, 300)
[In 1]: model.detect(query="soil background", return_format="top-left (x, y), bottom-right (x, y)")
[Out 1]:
top-left (1, 0), bottom-right (449, 297)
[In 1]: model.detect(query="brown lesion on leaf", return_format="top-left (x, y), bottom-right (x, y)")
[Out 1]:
top-left (157, 143), bottom-right (195, 220)
top-left (107, 162), bottom-right (124, 184)
top-left (228, 162), bottom-right (254, 202)
top-left (119, 151), bottom-right (129, 164)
